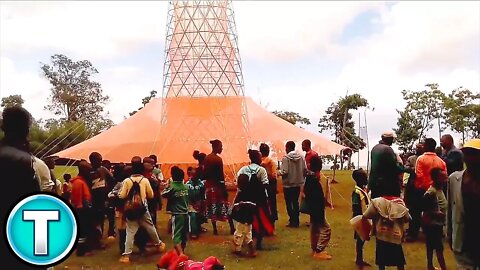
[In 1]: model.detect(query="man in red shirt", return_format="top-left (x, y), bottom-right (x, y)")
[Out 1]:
top-left (71, 160), bottom-right (93, 256)
top-left (415, 138), bottom-right (447, 191)
top-left (407, 138), bottom-right (446, 241)
top-left (302, 139), bottom-right (319, 172)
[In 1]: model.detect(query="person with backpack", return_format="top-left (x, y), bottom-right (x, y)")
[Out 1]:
top-left (162, 166), bottom-right (190, 255)
top-left (236, 150), bottom-right (273, 250)
top-left (230, 173), bottom-right (257, 257)
top-left (118, 157), bottom-right (166, 263)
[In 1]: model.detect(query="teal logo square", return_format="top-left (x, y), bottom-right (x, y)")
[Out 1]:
top-left (6, 193), bottom-right (78, 267)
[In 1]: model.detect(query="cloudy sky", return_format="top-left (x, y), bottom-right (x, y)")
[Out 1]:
top-left (1, 1), bottom-right (479, 167)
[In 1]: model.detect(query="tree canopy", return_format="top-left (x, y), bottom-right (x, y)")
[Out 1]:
top-left (272, 110), bottom-right (311, 126)
top-left (129, 90), bottom-right (158, 116)
top-left (394, 83), bottom-right (479, 152)
top-left (318, 93), bottom-right (368, 151)
top-left (41, 54), bottom-right (113, 134)
top-left (1, 94), bottom-right (25, 109)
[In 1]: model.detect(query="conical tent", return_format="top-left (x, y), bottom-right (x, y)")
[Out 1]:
top-left (54, 0), bottom-right (346, 180)
top-left (54, 96), bottom-right (346, 181)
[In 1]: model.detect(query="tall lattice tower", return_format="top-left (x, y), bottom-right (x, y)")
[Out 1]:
top-left (162, 0), bottom-right (245, 98)
top-left (157, 0), bottom-right (251, 169)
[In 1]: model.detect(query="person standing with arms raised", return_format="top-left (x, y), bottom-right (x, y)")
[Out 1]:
top-left (203, 139), bottom-right (235, 235)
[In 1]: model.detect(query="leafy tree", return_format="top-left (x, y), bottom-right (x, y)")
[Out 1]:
top-left (318, 94), bottom-right (368, 169)
top-left (272, 110), bottom-right (311, 126)
top-left (443, 87), bottom-right (480, 143)
top-left (393, 83), bottom-right (446, 153)
top-left (41, 54), bottom-right (112, 133)
top-left (30, 121), bottom-right (90, 158)
top-left (1, 94), bottom-right (24, 109)
top-left (129, 90), bottom-right (158, 116)
top-left (393, 109), bottom-right (423, 153)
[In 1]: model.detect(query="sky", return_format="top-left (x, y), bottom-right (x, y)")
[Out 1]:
top-left (1, 1), bottom-right (479, 167)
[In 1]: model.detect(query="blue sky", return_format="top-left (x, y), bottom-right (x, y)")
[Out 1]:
top-left (1, 1), bottom-right (479, 167)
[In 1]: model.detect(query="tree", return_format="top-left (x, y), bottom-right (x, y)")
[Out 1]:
top-left (272, 110), bottom-right (311, 126)
top-left (1, 94), bottom-right (24, 109)
top-left (41, 54), bottom-right (112, 133)
top-left (318, 93), bottom-right (368, 169)
top-left (393, 109), bottom-right (422, 153)
top-left (129, 90), bottom-right (158, 116)
top-left (393, 83), bottom-right (446, 153)
top-left (443, 87), bottom-right (480, 143)
top-left (30, 121), bottom-right (90, 158)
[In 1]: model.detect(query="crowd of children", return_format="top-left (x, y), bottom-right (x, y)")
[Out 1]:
top-left (46, 137), bottom-right (477, 270)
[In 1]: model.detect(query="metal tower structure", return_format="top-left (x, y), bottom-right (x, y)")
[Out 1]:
top-left (157, 0), bottom-right (251, 166)
top-left (162, 0), bottom-right (245, 98)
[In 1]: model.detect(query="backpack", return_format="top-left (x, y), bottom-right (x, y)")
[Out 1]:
top-left (124, 177), bottom-right (147, 220)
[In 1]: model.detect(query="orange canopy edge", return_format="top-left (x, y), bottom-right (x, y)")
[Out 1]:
top-left (54, 96), bottom-right (346, 181)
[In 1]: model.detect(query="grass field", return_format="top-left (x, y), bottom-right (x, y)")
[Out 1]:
top-left (56, 170), bottom-right (455, 270)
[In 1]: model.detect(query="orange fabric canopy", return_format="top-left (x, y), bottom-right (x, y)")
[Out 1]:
top-left (55, 96), bottom-right (346, 181)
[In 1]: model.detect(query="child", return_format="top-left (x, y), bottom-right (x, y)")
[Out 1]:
top-left (304, 155), bottom-right (332, 260)
top-left (157, 249), bottom-right (225, 270)
top-left (362, 188), bottom-right (410, 270)
top-left (230, 173), bottom-right (257, 257)
top-left (108, 175), bottom-right (126, 255)
top-left (186, 167), bottom-right (207, 239)
top-left (62, 173), bottom-right (72, 202)
top-left (422, 168), bottom-right (448, 270)
top-left (144, 157), bottom-right (162, 227)
top-left (352, 169), bottom-right (371, 267)
top-left (162, 166), bottom-right (189, 255)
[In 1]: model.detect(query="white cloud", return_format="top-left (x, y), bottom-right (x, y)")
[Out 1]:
top-left (0, 1), bottom-right (168, 59)
top-left (0, 56), bottom-right (54, 119)
top-left (234, 1), bottom-right (386, 62)
top-left (0, 1), bottom-right (478, 168)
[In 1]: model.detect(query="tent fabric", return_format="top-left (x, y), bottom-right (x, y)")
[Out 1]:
top-left (54, 96), bottom-right (346, 181)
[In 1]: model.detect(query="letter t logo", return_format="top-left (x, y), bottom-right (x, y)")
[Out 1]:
top-left (23, 210), bottom-right (60, 256)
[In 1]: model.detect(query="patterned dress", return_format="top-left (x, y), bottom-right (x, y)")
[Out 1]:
top-left (204, 153), bottom-right (230, 221)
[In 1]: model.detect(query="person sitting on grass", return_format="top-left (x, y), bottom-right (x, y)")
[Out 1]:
top-left (162, 166), bottom-right (190, 255)
top-left (351, 168), bottom-right (371, 267)
top-left (304, 155), bottom-right (332, 260)
top-left (422, 168), bottom-right (448, 270)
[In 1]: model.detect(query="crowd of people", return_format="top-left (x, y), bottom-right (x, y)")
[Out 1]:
top-left (364, 131), bottom-right (480, 270)
top-left (1, 106), bottom-right (479, 270)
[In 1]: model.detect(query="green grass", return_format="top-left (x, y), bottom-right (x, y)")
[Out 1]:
top-left (57, 170), bottom-right (455, 270)
top-left (54, 165), bottom-right (78, 181)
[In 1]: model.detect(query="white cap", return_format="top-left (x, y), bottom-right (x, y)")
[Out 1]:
top-left (381, 131), bottom-right (396, 138)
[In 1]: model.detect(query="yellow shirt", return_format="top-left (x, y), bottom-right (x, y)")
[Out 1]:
top-left (261, 156), bottom-right (277, 180)
top-left (119, 175), bottom-right (154, 202)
